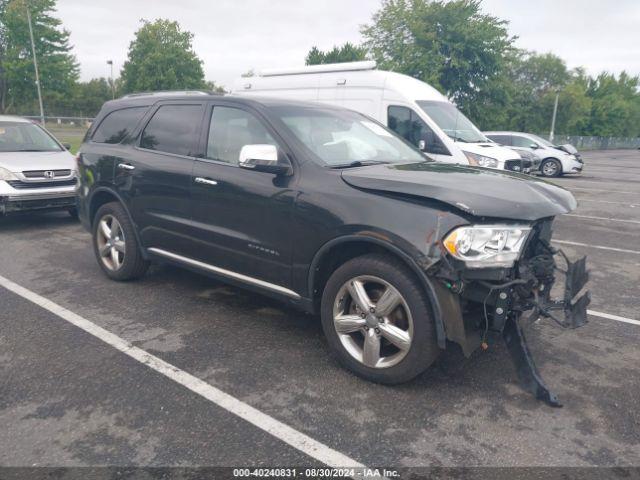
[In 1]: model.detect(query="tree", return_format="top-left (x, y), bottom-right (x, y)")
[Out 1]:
top-left (0, 0), bottom-right (78, 114)
top-left (120, 19), bottom-right (206, 94)
top-left (305, 43), bottom-right (367, 65)
top-left (361, 0), bottom-right (514, 111)
top-left (585, 72), bottom-right (640, 137)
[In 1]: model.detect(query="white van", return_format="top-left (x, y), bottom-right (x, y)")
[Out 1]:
top-left (232, 61), bottom-right (526, 172)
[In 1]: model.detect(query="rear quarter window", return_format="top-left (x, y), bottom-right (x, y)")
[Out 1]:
top-left (91, 107), bottom-right (148, 144)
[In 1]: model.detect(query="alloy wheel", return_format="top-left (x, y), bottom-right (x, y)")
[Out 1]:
top-left (96, 214), bottom-right (126, 271)
top-left (332, 275), bottom-right (413, 369)
top-left (542, 160), bottom-right (559, 176)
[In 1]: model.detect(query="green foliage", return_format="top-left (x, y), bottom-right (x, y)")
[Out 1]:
top-left (585, 72), bottom-right (640, 137)
top-left (305, 43), bottom-right (367, 65)
top-left (120, 19), bottom-right (206, 94)
top-left (0, 0), bottom-right (78, 114)
top-left (362, 0), bottom-right (514, 108)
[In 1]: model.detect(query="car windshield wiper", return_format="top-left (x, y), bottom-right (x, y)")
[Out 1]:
top-left (330, 160), bottom-right (391, 169)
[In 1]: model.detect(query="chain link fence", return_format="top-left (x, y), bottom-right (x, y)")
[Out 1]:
top-left (544, 134), bottom-right (640, 150)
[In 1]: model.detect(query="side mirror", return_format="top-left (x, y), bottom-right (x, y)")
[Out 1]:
top-left (530, 143), bottom-right (539, 149)
top-left (239, 144), bottom-right (291, 175)
top-left (62, 143), bottom-right (72, 150)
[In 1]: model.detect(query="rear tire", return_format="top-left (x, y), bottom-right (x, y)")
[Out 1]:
top-left (540, 158), bottom-right (562, 177)
top-left (92, 202), bottom-right (149, 281)
top-left (320, 253), bottom-right (440, 384)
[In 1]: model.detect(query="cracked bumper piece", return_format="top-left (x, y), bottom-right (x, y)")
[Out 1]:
top-left (432, 224), bottom-right (590, 406)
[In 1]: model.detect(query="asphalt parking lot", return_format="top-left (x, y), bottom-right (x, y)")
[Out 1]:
top-left (1, 149), bottom-right (639, 471)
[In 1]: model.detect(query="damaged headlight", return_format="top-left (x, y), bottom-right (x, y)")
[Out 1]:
top-left (463, 151), bottom-right (499, 168)
top-left (443, 225), bottom-right (531, 268)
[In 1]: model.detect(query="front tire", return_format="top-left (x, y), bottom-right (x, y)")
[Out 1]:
top-left (320, 253), bottom-right (440, 384)
top-left (540, 158), bottom-right (562, 177)
top-left (92, 202), bottom-right (149, 281)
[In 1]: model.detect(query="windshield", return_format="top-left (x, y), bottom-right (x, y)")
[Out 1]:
top-left (417, 101), bottom-right (487, 143)
top-left (270, 105), bottom-right (426, 167)
top-left (0, 122), bottom-right (62, 152)
top-left (527, 133), bottom-right (555, 148)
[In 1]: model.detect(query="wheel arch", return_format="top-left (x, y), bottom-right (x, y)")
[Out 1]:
top-left (88, 187), bottom-right (147, 259)
top-left (308, 236), bottom-right (447, 349)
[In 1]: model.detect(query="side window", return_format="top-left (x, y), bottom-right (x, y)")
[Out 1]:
top-left (140, 104), bottom-right (202, 156)
top-left (206, 106), bottom-right (276, 165)
top-left (488, 135), bottom-right (511, 145)
top-left (512, 135), bottom-right (535, 148)
top-left (388, 105), bottom-right (448, 155)
top-left (91, 107), bottom-right (147, 144)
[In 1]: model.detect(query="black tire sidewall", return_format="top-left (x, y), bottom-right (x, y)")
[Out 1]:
top-left (92, 202), bottom-right (146, 281)
top-left (320, 254), bottom-right (440, 384)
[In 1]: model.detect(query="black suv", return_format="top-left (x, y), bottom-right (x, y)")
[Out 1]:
top-left (77, 92), bottom-right (589, 405)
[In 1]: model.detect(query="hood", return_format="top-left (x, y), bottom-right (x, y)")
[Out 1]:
top-left (460, 142), bottom-right (521, 161)
top-left (341, 162), bottom-right (577, 221)
top-left (557, 144), bottom-right (578, 155)
top-left (0, 150), bottom-right (75, 173)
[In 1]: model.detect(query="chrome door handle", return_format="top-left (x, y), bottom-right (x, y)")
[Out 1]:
top-left (194, 177), bottom-right (218, 186)
top-left (117, 163), bottom-right (135, 171)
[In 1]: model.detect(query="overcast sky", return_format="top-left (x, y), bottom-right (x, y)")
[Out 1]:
top-left (56, 0), bottom-right (640, 89)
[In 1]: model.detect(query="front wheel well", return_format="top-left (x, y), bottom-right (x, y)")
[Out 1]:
top-left (311, 240), bottom-right (422, 313)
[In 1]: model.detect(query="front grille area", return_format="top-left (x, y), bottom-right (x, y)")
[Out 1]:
top-left (22, 169), bottom-right (72, 178)
top-left (6, 179), bottom-right (77, 190)
top-left (505, 159), bottom-right (532, 172)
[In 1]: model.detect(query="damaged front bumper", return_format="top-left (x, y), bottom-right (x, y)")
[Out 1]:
top-left (431, 220), bottom-right (590, 407)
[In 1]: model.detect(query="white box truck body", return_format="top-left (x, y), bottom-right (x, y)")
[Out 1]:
top-left (232, 61), bottom-right (524, 171)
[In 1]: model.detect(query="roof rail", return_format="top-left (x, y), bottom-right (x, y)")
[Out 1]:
top-left (120, 90), bottom-right (216, 99)
top-left (259, 61), bottom-right (377, 77)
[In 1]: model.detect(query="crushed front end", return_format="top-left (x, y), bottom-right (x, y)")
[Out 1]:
top-left (430, 218), bottom-right (590, 407)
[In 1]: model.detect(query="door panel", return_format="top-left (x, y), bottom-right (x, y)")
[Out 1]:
top-left (116, 102), bottom-right (204, 254)
top-left (189, 104), bottom-right (296, 290)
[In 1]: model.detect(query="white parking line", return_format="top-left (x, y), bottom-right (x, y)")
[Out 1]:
top-left (577, 199), bottom-right (639, 208)
top-left (563, 214), bottom-right (640, 225)
top-left (0, 274), bottom-right (364, 469)
top-left (552, 239), bottom-right (640, 255)
top-left (588, 310), bottom-right (640, 326)
top-left (564, 187), bottom-right (638, 195)
top-left (556, 179), bottom-right (640, 188)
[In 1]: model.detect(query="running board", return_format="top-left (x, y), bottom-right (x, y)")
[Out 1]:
top-left (147, 248), bottom-right (301, 300)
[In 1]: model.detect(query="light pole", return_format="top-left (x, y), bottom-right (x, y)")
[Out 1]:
top-left (549, 91), bottom-right (559, 143)
top-left (26, 2), bottom-right (45, 126)
top-left (106, 60), bottom-right (114, 99)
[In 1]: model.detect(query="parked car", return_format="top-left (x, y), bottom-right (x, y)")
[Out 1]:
top-left (484, 131), bottom-right (584, 177)
top-left (0, 115), bottom-right (77, 217)
top-left (76, 93), bottom-right (589, 406)
top-left (233, 61), bottom-right (527, 173)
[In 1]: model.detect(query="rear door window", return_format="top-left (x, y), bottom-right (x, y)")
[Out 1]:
top-left (91, 107), bottom-right (147, 144)
top-left (140, 104), bottom-right (203, 156)
top-left (512, 135), bottom-right (535, 148)
top-left (487, 135), bottom-right (511, 145)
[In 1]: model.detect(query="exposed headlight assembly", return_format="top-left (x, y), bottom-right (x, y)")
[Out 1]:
top-left (0, 166), bottom-right (18, 181)
top-left (463, 151), bottom-right (499, 168)
top-left (443, 225), bottom-right (531, 268)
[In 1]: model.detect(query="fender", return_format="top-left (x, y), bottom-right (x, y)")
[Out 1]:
top-left (87, 186), bottom-right (149, 260)
top-left (308, 234), bottom-right (447, 349)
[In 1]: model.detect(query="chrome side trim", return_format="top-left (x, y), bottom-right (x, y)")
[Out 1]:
top-left (147, 247), bottom-right (301, 300)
